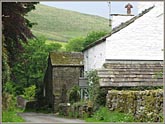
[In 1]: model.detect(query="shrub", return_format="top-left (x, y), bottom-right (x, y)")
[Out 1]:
top-left (3, 81), bottom-right (16, 95)
top-left (67, 85), bottom-right (80, 103)
top-left (23, 85), bottom-right (36, 100)
top-left (85, 70), bottom-right (107, 111)
top-left (95, 88), bottom-right (107, 107)
top-left (85, 70), bottom-right (99, 102)
top-left (2, 92), bottom-right (16, 111)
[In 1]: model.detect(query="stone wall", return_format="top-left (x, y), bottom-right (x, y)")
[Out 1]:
top-left (52, 66), bottom-right (83, 112)
top-left (106, 89), bottom-right (163, 122)
top-left (58, 102), bottom-right (93, 118)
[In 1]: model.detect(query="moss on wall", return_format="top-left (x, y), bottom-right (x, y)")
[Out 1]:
top-left (106, 89), bottom-right (163, 122)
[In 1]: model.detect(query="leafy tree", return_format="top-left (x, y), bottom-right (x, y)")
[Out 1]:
top-left (2, 2), bottom-right (38, 67)
top-left (12, 37), bottom-right (62, 95)
top-left (2, 2), bottom-right (38, 95)
top-left (83, 31), bottom-right (108, 48)
top-left (66, 37), bottom-right (85, 52)
top-left (65, 31), bottom-right (108, 52)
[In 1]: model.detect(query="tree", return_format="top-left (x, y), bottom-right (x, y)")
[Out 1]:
top-left (83, 31), bottom-right (108, 48)
top-left (12, 37), bottom-right (62, 95)
top-left (66, 37), bottom-right (85, 52)
top-left (2, 35), bottom-right (10, 86)
top-left (2, 2), bottom-right (38, 66)
top-left (65, 31), bottom-right (108, 52)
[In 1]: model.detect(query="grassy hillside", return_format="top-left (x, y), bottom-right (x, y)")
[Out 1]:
top-left (26, 4), bottom-right (110, 42)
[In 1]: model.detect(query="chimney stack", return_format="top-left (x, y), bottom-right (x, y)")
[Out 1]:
top-left (110, 3), bottom-right (134, 29)
top-left (125, 3), bottom-right (133, 15)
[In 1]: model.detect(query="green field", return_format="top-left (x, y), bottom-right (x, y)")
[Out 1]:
top-left (26, 4), bottom-right (110, 42)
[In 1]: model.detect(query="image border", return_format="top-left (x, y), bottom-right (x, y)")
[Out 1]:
top-left (0, 0), bottom-right (164, 124)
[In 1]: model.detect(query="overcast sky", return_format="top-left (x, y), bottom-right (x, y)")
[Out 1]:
top-left (41, 1), bottom-right (138, 19)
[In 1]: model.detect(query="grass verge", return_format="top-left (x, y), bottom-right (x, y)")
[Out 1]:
top-left (85, 107), bottom-right (134, 122)
top-left (2, 109), bottom-right (25, 122)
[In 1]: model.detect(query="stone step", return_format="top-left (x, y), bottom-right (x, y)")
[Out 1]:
top-left (103, 63), bottom-right (163, 67)
top-left (103, 66), bottom-right (163, 69)
top-left (100, 78), bottom-right (163, 82)
top-left (97, 71), bottom-right (161, 75)
top-left (100, 77), bottom-right (163, 82)
top-left (98, 63), bottom-right (163, 87)
top-left (100, 81), bottom-right (163, 87)
top-left (97, 68), bottom-right (162, 71)
top-left (98, 68), bottom-right (162, 72)
top-left (98, 74), bottom-right (159, 78)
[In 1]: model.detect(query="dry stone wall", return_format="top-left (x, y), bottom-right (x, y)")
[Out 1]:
top-left (106, 89), bottom-right (163, 122)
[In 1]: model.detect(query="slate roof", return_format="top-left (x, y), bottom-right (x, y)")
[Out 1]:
top-left (49, 52), bottom-right (84, 66)
top-left (82, 5), bottom-right (155, 52)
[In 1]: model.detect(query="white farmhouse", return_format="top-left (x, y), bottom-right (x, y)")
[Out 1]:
top-left (82, 2), bottom-right (163, 87)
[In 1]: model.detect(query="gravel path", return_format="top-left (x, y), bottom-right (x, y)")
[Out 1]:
top-left (19, 112), bottom-right (86, 123)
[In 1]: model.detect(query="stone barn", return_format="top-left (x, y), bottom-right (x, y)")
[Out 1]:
top-left (44, 52), bottom-right (83, 112)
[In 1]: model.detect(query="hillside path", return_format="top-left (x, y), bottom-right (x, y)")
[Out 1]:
top-left (19, 112), bottom-right (86, 123)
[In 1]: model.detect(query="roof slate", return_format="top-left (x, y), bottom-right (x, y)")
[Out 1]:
top-left (82, 5), bottom-right (155, 52)
top-left (49, 52), bottom-right (84, 66)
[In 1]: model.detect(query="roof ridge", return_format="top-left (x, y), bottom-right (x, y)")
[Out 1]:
top-left (111, 5), bottom-right (155, 34)
top-left (82, 5), bottom-right (155, 51)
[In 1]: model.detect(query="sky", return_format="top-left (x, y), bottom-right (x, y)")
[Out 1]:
top-left (40, 1), bottom-right (138, 19)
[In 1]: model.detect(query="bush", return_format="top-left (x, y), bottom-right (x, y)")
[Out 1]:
top-left (23, 85), bottom-right (36, 100)
top-left (95, 88), bottom-right (107, 107)
top-left (2, 92), bottom-right (16, 111)
top-left (86, 70), bottom-right (99, 102)
top-left (86, 70), bottom-right (107, 111)
top-left (67, 85), bottom-right (80, 103)
top-left (3, 81), bottom-right (16, 95)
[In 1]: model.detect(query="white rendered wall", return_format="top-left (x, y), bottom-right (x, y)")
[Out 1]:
top-left (84, 42), bottom-right (106, 71)
top-left (138, 2), bottom-right (163, 13)
top-left (112, 15), bottom-right (134, 29)
top-left (106, 2), bottom-right (164, 60)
